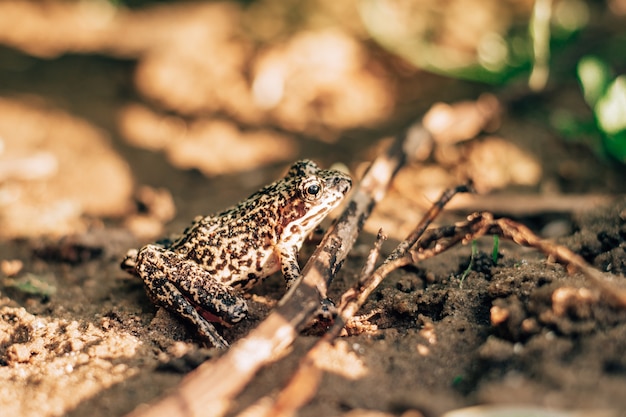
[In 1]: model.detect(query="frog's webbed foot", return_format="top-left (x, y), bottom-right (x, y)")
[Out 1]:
top-left (121, 238), bottom-right (174, 276)
top-left (134, 244), bottom-right (248, 349)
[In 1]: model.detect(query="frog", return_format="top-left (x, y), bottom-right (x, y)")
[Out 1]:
top-left (121, 160), bottom-right (352, 348)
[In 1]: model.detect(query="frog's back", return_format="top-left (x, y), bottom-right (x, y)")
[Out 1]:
top-left (150, 160), bottom-right (351, 288)
top-left (166, 184), bottom-right (286, 283)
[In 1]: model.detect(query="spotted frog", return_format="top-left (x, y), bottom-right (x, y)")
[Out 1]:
top-left (121, 160), bottom-right (352, 348)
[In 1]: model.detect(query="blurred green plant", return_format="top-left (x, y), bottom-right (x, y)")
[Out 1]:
top-left (359, 0), bottom-right (589, 85)
top-left (549, 55), bottom-right (626, 163)
top-left (3, 274), bottom-right (57, 297)
top-left (360, 0), bottom-right (626, 163)
top-left (491, 235), bottom-right (499, 265)
top-left (576, 56), bottom-right (626, 162)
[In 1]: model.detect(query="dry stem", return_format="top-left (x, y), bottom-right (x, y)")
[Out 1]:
top-left (247, 185), bottom-right (471, 417)
top-left (250, 197), bottom-right (626, 417)
top-left (409, 212), bottom-right (626, 307)
top-left (126, 125), bottom-right (433, 417)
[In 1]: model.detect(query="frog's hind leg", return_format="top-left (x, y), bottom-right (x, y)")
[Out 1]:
top-left (135, 244), bottom-right (247, 349)
top-left (148, 277), bottom-right (229, 349)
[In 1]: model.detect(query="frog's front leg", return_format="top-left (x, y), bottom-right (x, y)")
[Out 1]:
top-left (278, 242), bottom-right (338, 322)
top-left (135, 244), bottom-right (248, 349)
top-left (278, 244), bottom-right (303, 289)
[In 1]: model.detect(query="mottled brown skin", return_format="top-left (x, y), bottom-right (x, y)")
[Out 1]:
top-left (121, 160), bottom-right (352, 348)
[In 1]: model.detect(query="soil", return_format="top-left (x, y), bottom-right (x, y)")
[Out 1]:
top-left (1, 2), bottom-right (626, 417)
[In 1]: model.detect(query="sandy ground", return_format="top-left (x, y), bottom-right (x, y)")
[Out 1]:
top-left (1, 2), bottom-right (626, 417)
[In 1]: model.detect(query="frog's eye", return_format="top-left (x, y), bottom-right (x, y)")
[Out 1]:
top-left (300, 178), bottom-right (324, 201)
top-left (307, 183), bottom-right (321, 196)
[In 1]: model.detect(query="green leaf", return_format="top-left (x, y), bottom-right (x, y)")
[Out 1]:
top-left (577, 56), bottom-right (612, 107)
top-left (3, 274), bottom-right (57, 297)
top-left (492, 235), bottom-right (500, 265)
top-left (595, 75), bottom-right (626, 136)
top-left (603, 130), bottom-right (626, 163)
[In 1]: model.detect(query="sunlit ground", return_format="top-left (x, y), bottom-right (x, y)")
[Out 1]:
top-left (0, 1), bottom-right (625, 416)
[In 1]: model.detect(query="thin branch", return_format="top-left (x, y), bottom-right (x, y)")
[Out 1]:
top-left (408, 212), bottom-right (626, 307)
top-left (125, 125), bottom-right (431, 417)
top-left (334, 184), bottom-right (473, 338)
top-left (250, 197), bottom-right (626, 417)
top-left (447, 193), bottom-right (615, 216)
top-left (245, 185), bottom-right (471, 417)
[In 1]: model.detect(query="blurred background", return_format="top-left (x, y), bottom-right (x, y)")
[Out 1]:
top-left (2, 3), bottom-right (626, 416)
top-left (0, 0), bottom-right (625, 240)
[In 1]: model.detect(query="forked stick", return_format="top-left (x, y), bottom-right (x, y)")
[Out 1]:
top-left (247, 185), bottom-right (470, 417)
top-left (247, 193), bottom-right (626, 417)
top-left (409, 212), bottom-right (626, 307)
top-left (126, 126), bottom-right (433, 417)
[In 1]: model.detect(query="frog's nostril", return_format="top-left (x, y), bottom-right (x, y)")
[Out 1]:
top-left (340, 179), bottom-right (352, 193)
top-left (331, 176), bottom-right (352, 193)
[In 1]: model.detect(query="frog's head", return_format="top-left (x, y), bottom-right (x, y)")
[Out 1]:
top-left (279, 159), bottom-right (352, 238)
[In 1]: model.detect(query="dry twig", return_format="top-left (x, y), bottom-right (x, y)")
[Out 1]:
top-left (245, 194), bottom-right (626, 417)
top-left (408, 212), bottom-right (626, 307)
top-left (126, 125), bottom-right (434, 417)
top-left (245, 185), bottom-right (471, 417)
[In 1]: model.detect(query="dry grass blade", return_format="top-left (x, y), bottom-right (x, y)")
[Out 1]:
top-left (126, 126), bottom-right (433, 417)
